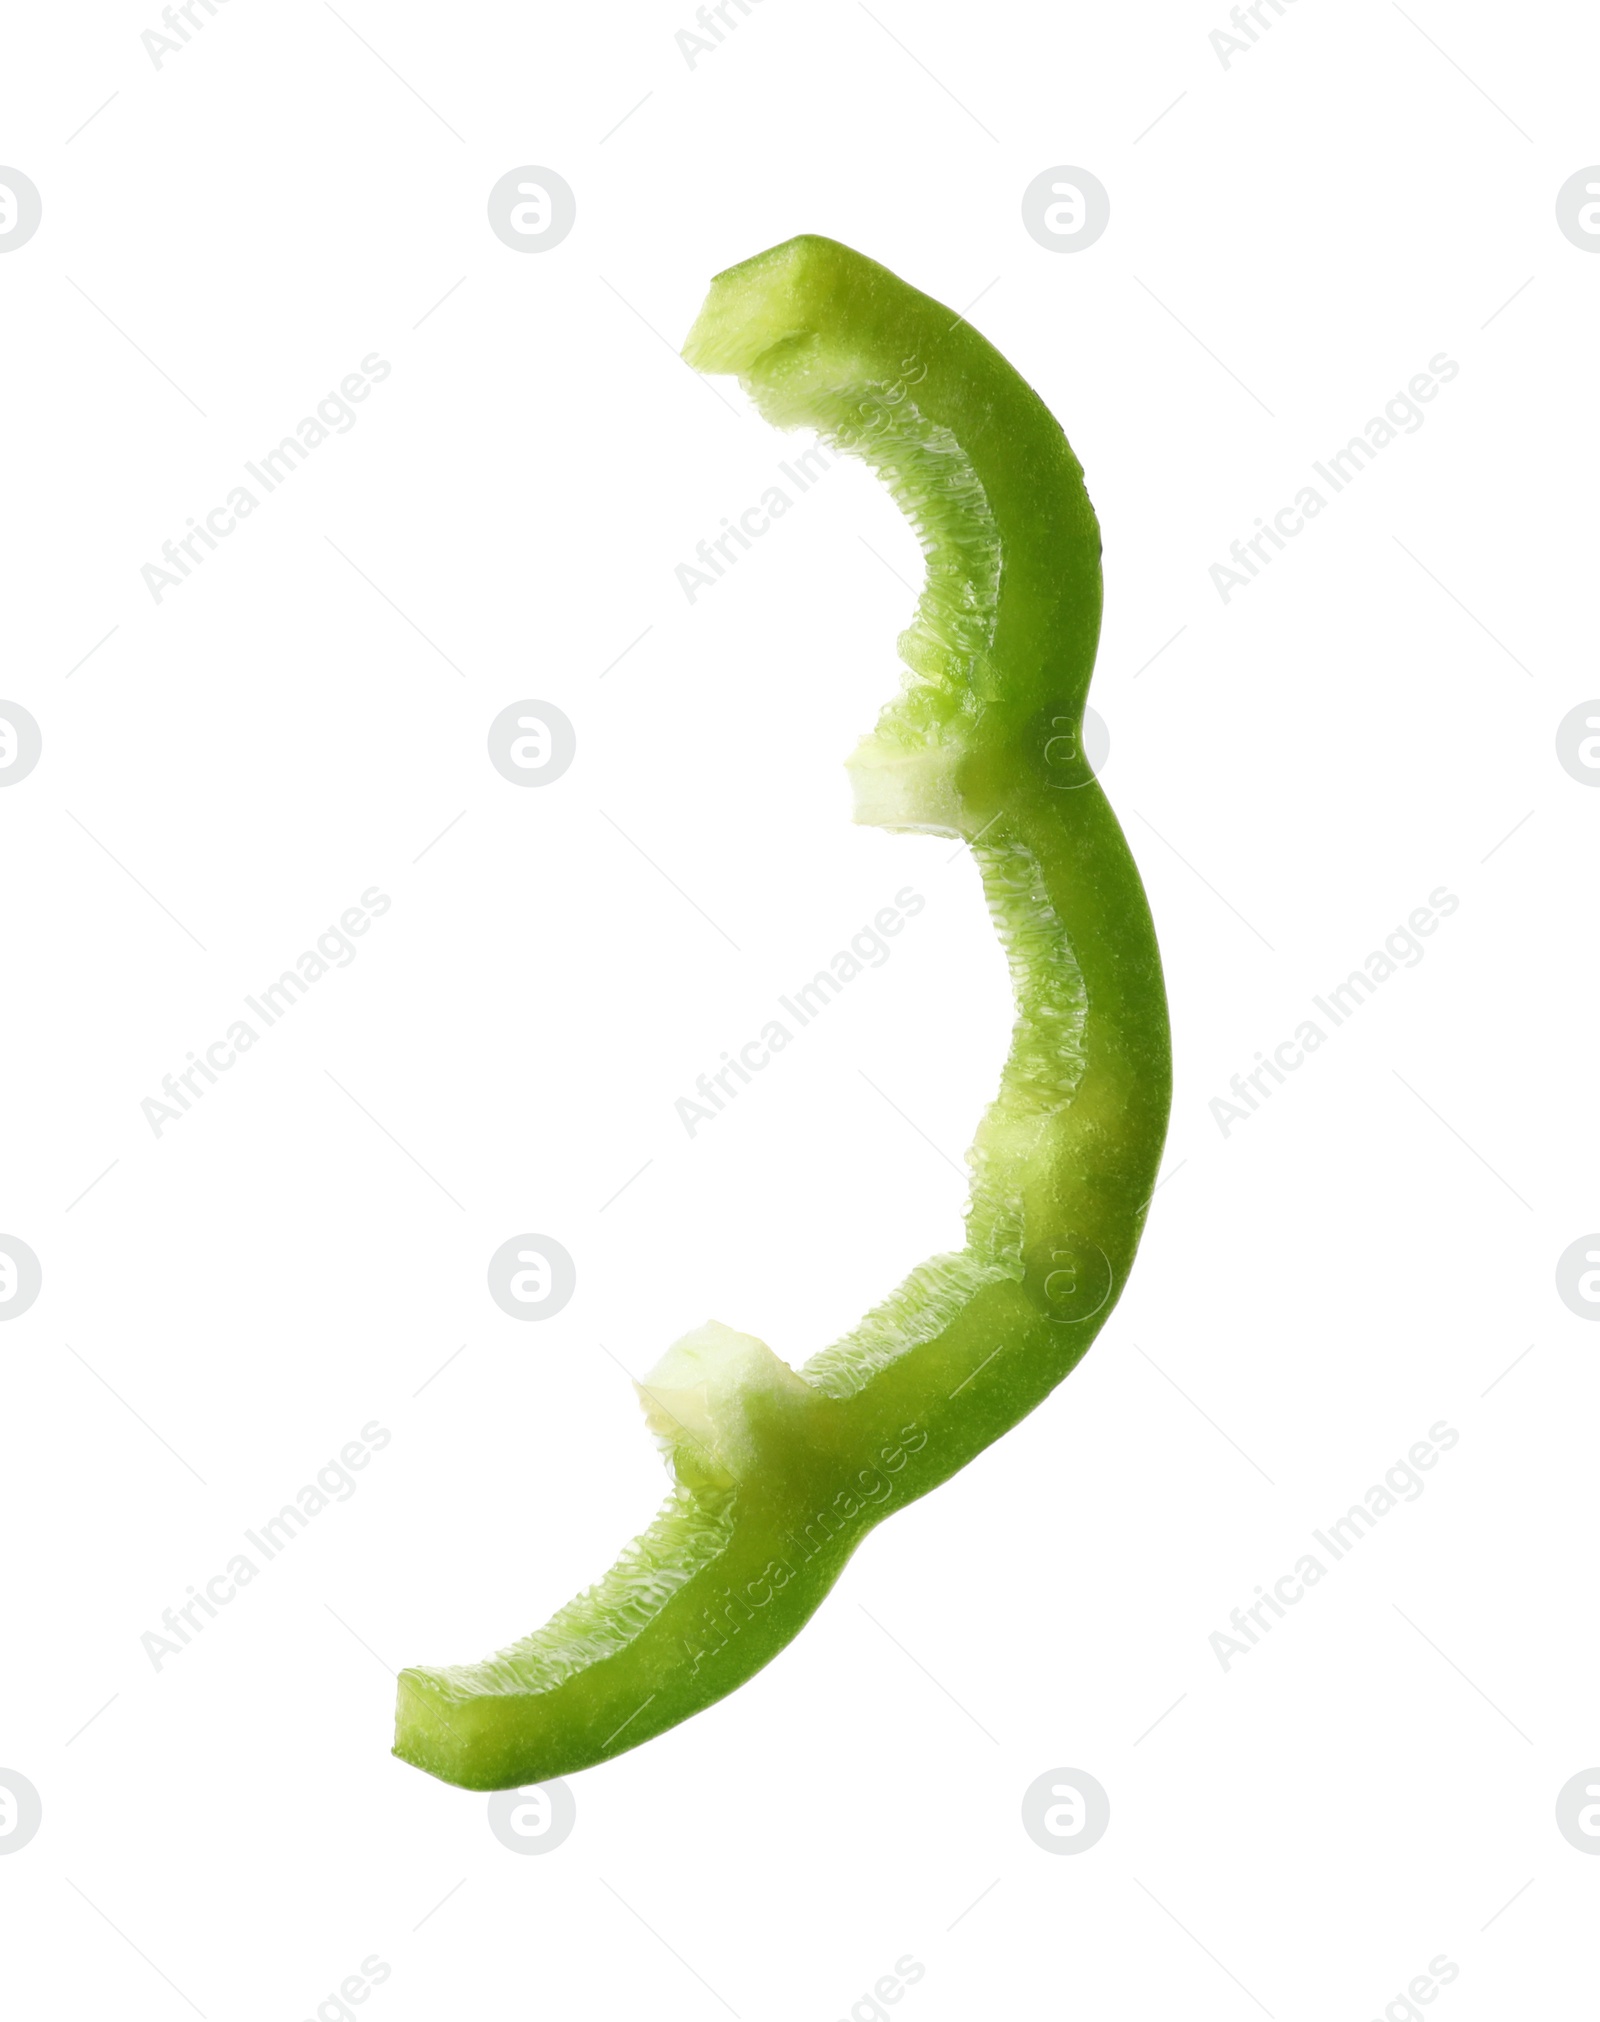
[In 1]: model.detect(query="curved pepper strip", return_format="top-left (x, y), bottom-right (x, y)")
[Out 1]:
top-left (394, 236), bottom-right (1172, 1790)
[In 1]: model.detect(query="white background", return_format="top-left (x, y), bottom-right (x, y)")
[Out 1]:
top-left (2, 1), bottom-right (1597, 2016)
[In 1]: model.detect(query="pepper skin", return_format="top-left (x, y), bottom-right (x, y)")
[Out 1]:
top-left (394, 236), bottom-right (1171, 1790)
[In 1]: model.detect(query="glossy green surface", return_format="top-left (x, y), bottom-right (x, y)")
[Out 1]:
top-left (394, 236), bottom-right (1172, 1790)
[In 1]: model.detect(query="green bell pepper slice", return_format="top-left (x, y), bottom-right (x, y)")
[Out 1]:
top-left (394, 235), bottom-right (1172, 1790)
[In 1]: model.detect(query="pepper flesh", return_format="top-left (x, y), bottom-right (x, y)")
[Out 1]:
top-left (394, 236), bottom-right (1172, 1790)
